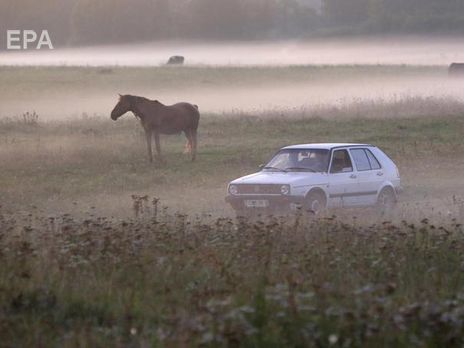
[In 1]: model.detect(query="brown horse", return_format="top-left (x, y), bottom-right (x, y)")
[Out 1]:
top-left (111, 95), bottom-right (200, 162)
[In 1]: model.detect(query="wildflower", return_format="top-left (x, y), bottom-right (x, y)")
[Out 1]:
top-left (329, 334), bottom-right (338, 345)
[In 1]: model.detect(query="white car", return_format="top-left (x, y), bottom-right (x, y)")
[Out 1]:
top-left (226, 143), bottom-right (401, 215)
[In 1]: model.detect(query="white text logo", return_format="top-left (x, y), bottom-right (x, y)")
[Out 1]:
top-left (7, 30), bottom-right (54, 50)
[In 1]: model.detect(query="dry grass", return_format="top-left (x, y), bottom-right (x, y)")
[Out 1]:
top-left (1, 98), bottom-right (463, 218)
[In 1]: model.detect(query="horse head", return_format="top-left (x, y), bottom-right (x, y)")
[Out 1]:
top-left (111, 94), bottom-right (132, 120)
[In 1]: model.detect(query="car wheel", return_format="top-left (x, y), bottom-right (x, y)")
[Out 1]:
top-left (305, 191), bottom-right (326, 216)
top-left (377, 187), bottom-right (396, 215)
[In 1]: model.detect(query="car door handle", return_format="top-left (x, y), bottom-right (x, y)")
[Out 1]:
top-left (350, 174), bottom-right (357, 179)
top-left (377, 172), bottom-right (384, 176)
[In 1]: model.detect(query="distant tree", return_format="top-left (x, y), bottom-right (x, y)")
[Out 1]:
top-left (70, 0), bottom-right (115, 45)
top-left (323, 0), bottom-right (369, 25)
top-left (276, 0), bottom-right (320, 36)
top-left (2, 0), bottom-right (464, 49)
top-left (111, 0), bottom-right (156, 41)
top-left (186, 0), bottom-right (247, 39)
top-left (240, 0), bottom-right (278, 38)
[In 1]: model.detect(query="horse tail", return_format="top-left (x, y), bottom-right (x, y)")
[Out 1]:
top-left (192, 104), bottom-right (200, 130)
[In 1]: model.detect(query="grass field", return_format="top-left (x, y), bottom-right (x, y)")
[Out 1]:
top-left (1, 66), bottom-right (464, 346)
top-left (1, 100), bottom-right (463, 218)
top-left (0, 65), bottom-right (443, 92)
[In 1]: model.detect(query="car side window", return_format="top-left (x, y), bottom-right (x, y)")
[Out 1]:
top-left (350, 149), bottom-right (371, 171)
top-left (365, 149), bottom-right (381, 170)
top-left (330, 149), bottom-right (353, 173)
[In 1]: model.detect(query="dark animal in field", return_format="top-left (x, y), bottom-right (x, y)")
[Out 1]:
top-left (111, 95), bottom-right (200, 162)
top-left (167, 56), bottom-right (185, 65)
top-left (449, 63), bottom-right (464, 76)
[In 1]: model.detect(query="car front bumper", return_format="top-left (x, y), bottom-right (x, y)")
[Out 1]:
top-left (225, 195), bottom-right (305, 213)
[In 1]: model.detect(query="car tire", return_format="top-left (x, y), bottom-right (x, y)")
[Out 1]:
top-left (377, 187), bottom-right (396, 216)
top-left (305, 191), bottom-right (326, 216)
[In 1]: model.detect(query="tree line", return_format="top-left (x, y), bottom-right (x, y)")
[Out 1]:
top-left (1, 0), bottom-right (463, 48)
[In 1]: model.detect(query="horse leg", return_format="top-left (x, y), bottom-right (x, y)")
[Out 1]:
top-left (154, 131), bottom-right (164, 163)
top-left (145, 130), bottom-right (153, 163)
top-left (191, 129), bottom-right (198, 162)
top-left (183, 130), bottom-right (192, 154)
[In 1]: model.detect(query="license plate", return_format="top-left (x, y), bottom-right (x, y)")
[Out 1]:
top-left (244, 200), bottom-right (269, 208)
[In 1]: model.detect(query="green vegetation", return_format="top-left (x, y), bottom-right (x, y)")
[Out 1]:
top-left (1, 205), bottom-right (464, 346)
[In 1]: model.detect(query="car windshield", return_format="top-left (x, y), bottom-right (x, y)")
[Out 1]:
top-left (264, 149), bottom-right (330, 173)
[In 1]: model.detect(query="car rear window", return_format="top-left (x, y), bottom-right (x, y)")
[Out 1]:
top-left (350, 149), bottom-right (371, 171)
top-left (365, 149), bottom-right (381, 170)
top-left (349, 148), bottom-right (382, 171)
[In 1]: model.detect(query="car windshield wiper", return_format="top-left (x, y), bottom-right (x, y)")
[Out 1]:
top-left (285, 167), bottom-right (317, 173)
top-left (263, 166), bottom-right (287, 172)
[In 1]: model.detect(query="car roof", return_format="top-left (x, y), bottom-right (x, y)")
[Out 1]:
top-left (282, 143), bottom-right (374, 150)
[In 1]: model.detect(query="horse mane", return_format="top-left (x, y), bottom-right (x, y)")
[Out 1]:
top-left (126, 95), bottom-right (149, 103)
top-left (127, 95), bottom-right (163, 105)
top-left (125, 95), bottom-right (163, 120)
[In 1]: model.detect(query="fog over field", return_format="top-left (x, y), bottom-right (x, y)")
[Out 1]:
top-left (1, 37), bottom-right (464, 67)
top-left (0, 67), bottom-right (462, 120)
top-left (2, 37), bottom-right (464, 120)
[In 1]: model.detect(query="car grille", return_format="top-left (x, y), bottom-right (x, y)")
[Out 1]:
top-left (237, 184), bottom-right (281, 195)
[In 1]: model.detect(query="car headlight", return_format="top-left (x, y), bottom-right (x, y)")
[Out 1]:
top-left (229, 185), bottom-right (238, 195)
top-left (280, 185), bottom-right (290, 195)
